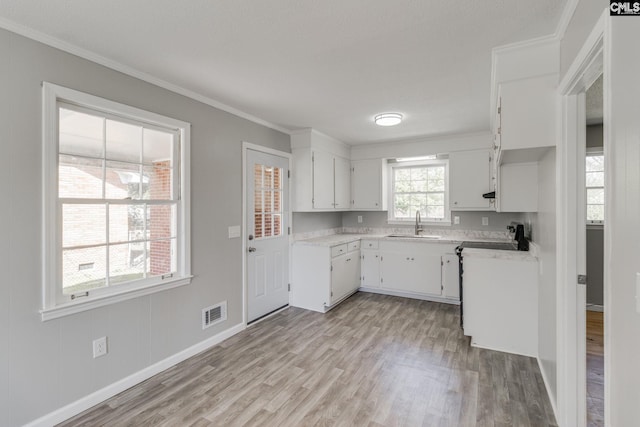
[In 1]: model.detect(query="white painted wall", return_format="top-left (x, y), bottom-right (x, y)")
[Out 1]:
top-left (0, 28), bottom-right (290, 426)
top-left (606, 16), bottom-right (640, 427)
top-left (532, 148), bottom-right (558, 408)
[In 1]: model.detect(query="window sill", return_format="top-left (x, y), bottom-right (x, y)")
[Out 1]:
top-left (40, 275), bottom-right (193, 322)
top-left (387, 220), bottom-right (452, 227)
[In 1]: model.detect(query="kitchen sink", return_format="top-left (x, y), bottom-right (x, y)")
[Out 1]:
top-left (386, 234), bottom-right (442, 239)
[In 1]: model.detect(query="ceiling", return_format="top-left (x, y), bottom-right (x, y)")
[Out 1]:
top-left (0, 0), bottom-right (568, 145)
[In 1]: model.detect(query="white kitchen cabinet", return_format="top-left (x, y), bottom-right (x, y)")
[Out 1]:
top-left (291, 129), bottom-right (351, 211)
top-left (331, 251), bottom-right (360, 304)
top-left (441, 254), bottom-right (460, 299)
top-left (498, 162), bottom-right (538, 212)
top-left (334, 156), bottom-right (351, 210)
top-left (291, 240), bottom-right (360, 312)
top-left (449, 150), bottom-right (493, 210)
top-left (498, 74), bottom-right (556, 163)
top-left (381, 251), bottom-right (442, 295)
top-left (377, 241), bottom-right (459, 301)
top-left (311, 150), bottom-right (335, 209)
top-left (462, 254), bottom-right (538, 357)
top-left (351, 159), bottom-right (387, 210)
top-left (360, 240), bottom-right (380, 288)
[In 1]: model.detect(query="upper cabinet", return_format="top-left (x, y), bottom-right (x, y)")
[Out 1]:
top-left (449, 149), bottom-right (493, 211)
top-left (497, 74), bottom-right (557, 163)
top-left (351, 159), bottom-right (387, 210)
top-left (292, 129), bottom-right (351, 211)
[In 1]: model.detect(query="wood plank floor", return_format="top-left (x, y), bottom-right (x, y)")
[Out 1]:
top-left (59, 292), bottom-right (558, 427)
top-left (586, 310), bottom-right (604, 427)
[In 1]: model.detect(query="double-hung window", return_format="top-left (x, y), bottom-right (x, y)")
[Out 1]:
top-left (388, 159), bottom-right (450, 224)
top-left (42, 83), bottom-right (191, 320)
top-left (586, 150), bottom-right (604, 224)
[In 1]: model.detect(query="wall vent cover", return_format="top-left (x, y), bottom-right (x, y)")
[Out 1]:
top-left (202, 301), bottom-right (227, 329)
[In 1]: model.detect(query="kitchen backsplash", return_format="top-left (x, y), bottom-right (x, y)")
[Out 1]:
top-left (292, 210), bottom-right (526, 241)
top-left (341, 211), bottom-right (527, 232)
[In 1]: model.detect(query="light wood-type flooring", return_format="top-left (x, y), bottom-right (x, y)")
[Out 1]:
top-left (59, 292), bottom-right (558, 427)
top-left (586, 310), bottom-right (604, 427)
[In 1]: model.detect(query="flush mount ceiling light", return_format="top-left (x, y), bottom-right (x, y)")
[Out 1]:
top-left (374, 113), bottom-right (403, 126)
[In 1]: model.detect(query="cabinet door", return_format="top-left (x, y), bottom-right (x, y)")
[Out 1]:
top-left (361, 250), bottom-right (380, 288)
top-left (381, 252), bottom-right (442, 295)
top-left (352, 159), bottom-right (382, 210)
top-left (334, 156), bottom-right (351, 210)
top-left (449, 150), bottom-right (492, 210)
top-left (331, 252), bottom-right (359, 304)
top-left (499, 162), bottom-right (538, 212)
top-left (312, 150), bottom-right (335, 209)
top-left (500, 75), bottom-right (556, 151)
top-left (442, 254), bottom-right (460, 300)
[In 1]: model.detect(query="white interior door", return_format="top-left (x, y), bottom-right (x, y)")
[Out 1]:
top-left (246, 149), bottom-right (289, 323)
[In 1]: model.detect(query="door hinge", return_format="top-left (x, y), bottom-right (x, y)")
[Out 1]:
top-left (288, 170), bottom-right (290, 178)
top-left (497, 106), bottom-right (501, 114)
top-left (578, 275), bottom-right (587, 285)
top-left (380, 256), bottom-right (383, 261)
top-left (381, 278), bottom-right (383, 283)
top-left (288, 283), bottom-right (291, 291)
top-left (497, 127), bottom-right (501, 135)
top-left (331, 265), bottom-right (333, 272)
top-left (288, 226), bottom-right (291, 235)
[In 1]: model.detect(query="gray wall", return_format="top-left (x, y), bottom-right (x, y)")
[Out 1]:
top-left (587, 228), bottom-right (604, 306)
top-left (292, 212), bottom-right (342, 234)
top-left (587, 124), bottom-right (603, 148)
top-left (586, 124), bottom-right (604, 306)
top-left (0, 28), bottom-right (290, 426)
top-left (342, 210), bottom-right (526, 232)
top-left (560, 1), bottom-right (607, 80)
top-left (532, 148), bottom-right (558, 406)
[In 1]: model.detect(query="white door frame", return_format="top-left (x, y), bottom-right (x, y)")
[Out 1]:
top-left (556, 10), bottom-right (609, 427)
top-left (241, 141), bottom-right (292, 326)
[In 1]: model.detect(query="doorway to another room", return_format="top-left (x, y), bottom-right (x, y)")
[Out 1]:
top-left (584, 75), bottom-right (604, 427)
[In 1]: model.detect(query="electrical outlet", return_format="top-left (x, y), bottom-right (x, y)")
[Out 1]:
top-left (357, 215), bottom-right (363, 223)
top-left (93, 336), bottom-right (108, 358)
top-left (482, 217), bottom-right (489, 226)
top-left (454, 216), bottom-right (460, 225)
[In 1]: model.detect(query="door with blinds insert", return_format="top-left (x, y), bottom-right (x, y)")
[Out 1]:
top-left (246, 149), bottom-right (289, 322)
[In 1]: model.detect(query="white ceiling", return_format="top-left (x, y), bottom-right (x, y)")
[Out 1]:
top-left (0, 0), bottom-right (567, 145)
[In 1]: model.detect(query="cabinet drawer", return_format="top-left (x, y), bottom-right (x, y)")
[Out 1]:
top-left (331, 244), bottom-right (348, 257)
top-left (361, 240), bottom-right (379, 250)
top-left (348, 240), bottom-right (361, 252)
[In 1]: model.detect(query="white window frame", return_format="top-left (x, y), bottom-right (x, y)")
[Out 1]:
top-left (586, 148), bottom-right (604, 226)
top-left (41, 82), bottom-right (191, 321)
top-left (387, 159), bottom-right (451, 225)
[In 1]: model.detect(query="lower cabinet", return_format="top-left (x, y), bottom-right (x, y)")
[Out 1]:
top-left (380, 251), bottom-right (442, 295)
top-left (361, 240), bottom-right (381, 288)
top-left (331, 250), bottom-right (361, 305)
top-left (462, 255), bottom-right (538, 356)
top-left (291, 240), bottom-right (361, 312)
top-left (363, 241), bottom-right (460, 303)
top-left (293, 238), bottom-right (461, 313)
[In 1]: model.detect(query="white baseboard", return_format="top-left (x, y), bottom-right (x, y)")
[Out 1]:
top-left (586, 304), bottom-right (604, 312)
top-left (359, 287), bottom-right (460, 305)
top-left (24, 322), bottom-right (246, 427)
top-left (537, 356), bottom-right (559, 423)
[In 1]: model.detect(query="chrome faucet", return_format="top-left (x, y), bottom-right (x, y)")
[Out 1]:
top-left (415, 210), bottom-right (423, 235)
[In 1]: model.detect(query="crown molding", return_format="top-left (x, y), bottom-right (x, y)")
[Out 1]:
top-left (0, 17), bottom-right (292, 135)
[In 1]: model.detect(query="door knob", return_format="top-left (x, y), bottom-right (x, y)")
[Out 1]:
top-left (248, 247), bottom-right (256, 252)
